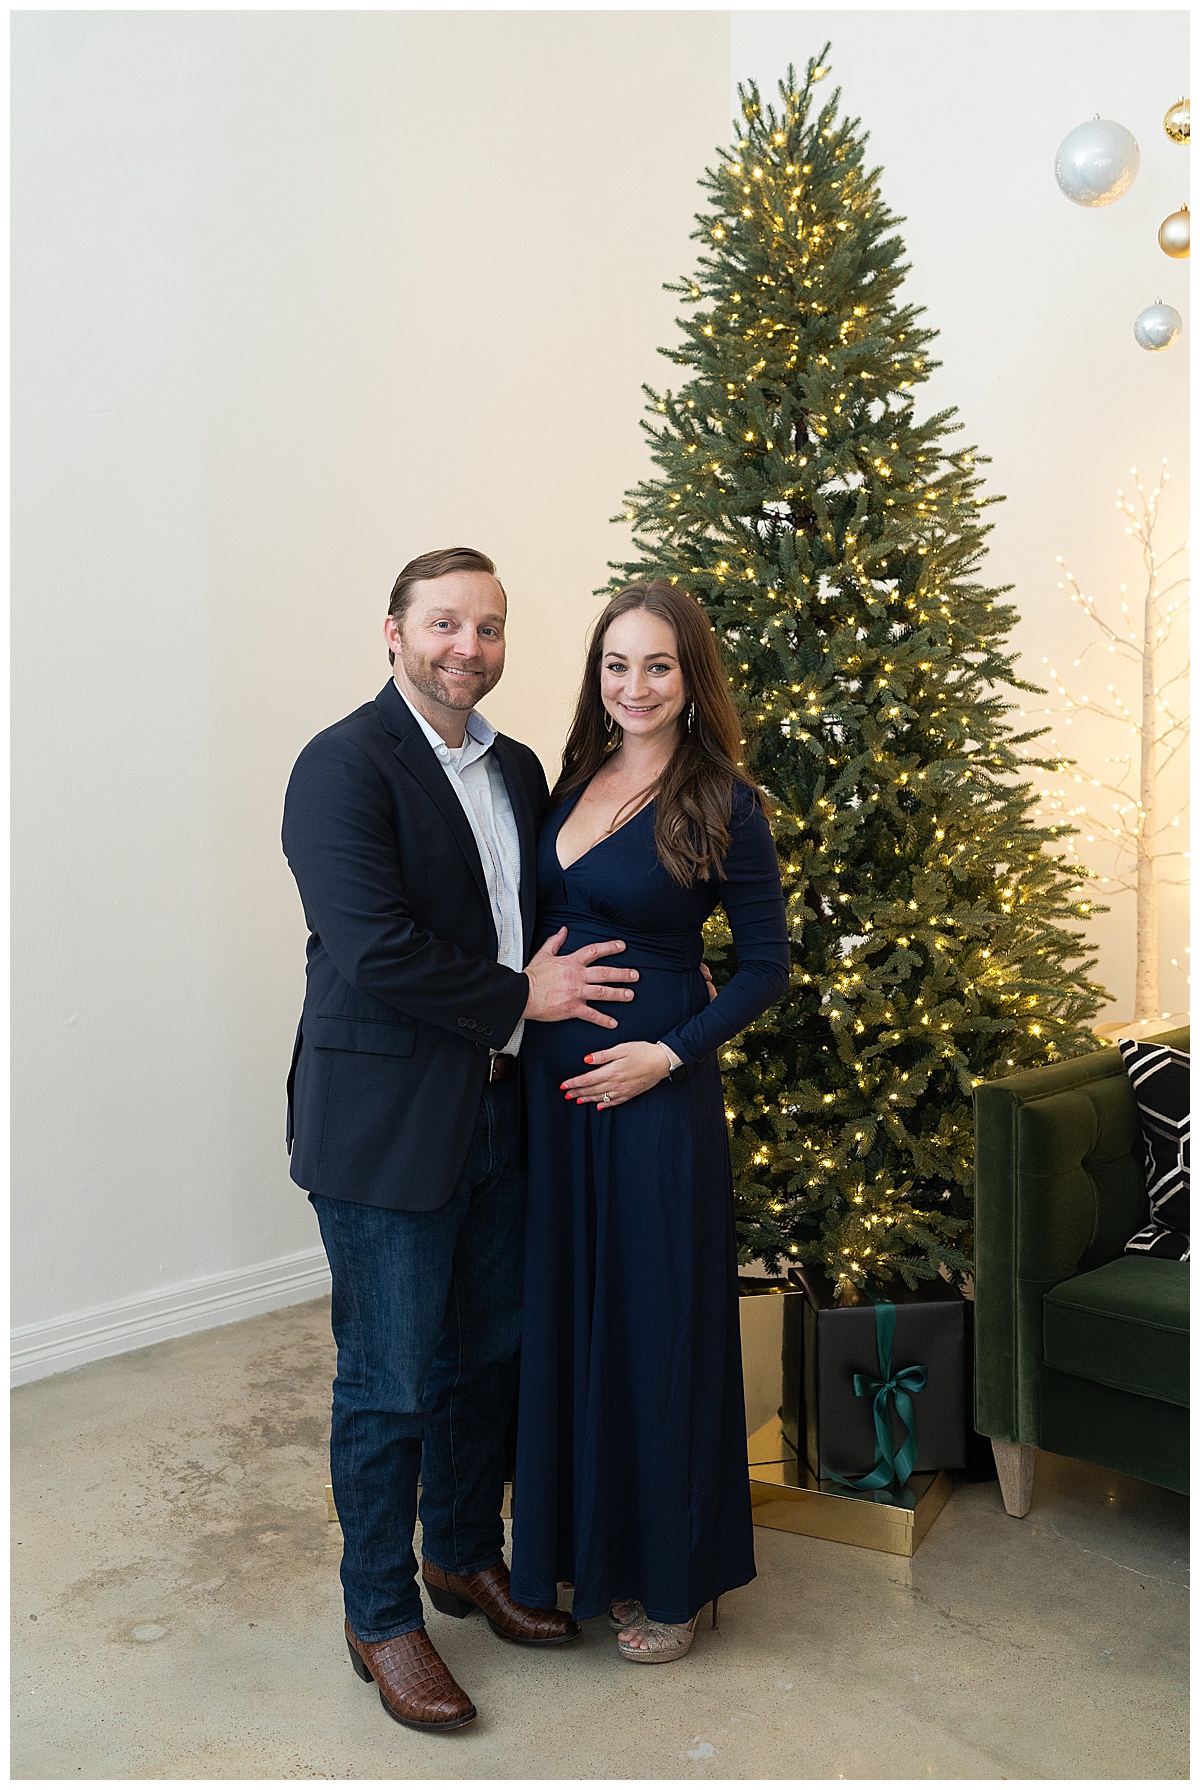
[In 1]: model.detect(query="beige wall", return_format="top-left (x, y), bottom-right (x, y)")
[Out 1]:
top-left (12, 10), bottom-right (732, 1349)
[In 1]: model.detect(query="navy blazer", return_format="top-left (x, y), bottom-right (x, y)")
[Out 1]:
top-left (282, 680), bottom-right (549, 1211)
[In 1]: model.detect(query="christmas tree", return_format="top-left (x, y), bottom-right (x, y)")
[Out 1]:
top-left (609, 49), bottom-right (1108, 1292)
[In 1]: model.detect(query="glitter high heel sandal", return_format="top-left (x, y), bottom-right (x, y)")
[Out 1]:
top-left (615, 1597), bottom-right (720, 1663)
top-left (609, 1598), bottom-right (647, 1631)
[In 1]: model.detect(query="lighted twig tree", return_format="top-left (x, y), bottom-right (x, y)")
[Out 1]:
top-left (606, 50), bottom-right (1108, 1291)
top-left (1029, 462), bottom-right (1189, 1023)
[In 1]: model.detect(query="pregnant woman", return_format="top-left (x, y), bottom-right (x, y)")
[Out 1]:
top-left (509, 580), bottom-right (789, 1662)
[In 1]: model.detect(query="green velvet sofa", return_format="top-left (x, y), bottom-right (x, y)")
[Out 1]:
top-left (973, 1026), bottom-right (1189, 1515)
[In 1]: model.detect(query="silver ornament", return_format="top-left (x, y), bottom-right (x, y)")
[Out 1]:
top-left (1163, 98), bottom-right (1189, 145)
top-left (1055, 117), bottom-right (1140, 206)
top-left (1133, 302), bottom-right (1182, 351)
top-left (1158, 205), bottom-right (1190, 258)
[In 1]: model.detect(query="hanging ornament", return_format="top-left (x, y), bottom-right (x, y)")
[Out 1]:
top-left (1162, 98), bottom-right (1190, 144)
top-left (1133, 301), bottom-right (1182, 352)
top-left (1158, 205), bottom-right (1190, 258)
top-left (1055, 116), bottom-right (1140, 206)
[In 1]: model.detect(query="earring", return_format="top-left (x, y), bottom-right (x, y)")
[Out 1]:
top-left (604, 710), bottom-right (615, 734)
top-left (686, 700), bottom-right (695, 733)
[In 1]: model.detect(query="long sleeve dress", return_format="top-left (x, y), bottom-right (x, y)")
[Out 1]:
top-left (508, 780), bottom-right (790, 1624)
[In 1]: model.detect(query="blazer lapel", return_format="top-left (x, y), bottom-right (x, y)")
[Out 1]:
top-left (374, 683), bottom-right (490, 909)
top-left (491, 733), bottom-right (538, 950)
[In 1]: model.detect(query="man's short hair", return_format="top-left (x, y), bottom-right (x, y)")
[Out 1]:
top-left (386, 547), bottom-right (505, 665)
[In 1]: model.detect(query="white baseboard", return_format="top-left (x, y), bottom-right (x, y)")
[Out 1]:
top-left (10, 1247), bottom-right (332, 1388)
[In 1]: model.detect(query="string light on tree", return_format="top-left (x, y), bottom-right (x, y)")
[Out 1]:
top-left (607, 48), bottom-right (1107, 1295)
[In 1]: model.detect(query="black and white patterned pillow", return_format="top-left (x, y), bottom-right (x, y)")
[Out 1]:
top-left (1118, 1038), bottom-right (1190, 1262)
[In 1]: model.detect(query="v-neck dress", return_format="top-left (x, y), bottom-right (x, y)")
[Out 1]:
top-left (508, 781), bottom-right (789, 1624)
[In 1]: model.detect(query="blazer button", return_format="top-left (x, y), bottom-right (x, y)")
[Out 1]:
top-left (484, 1026), bottom-right (494, 1037)
top-left (457, 1017), bottom-right (468, 1027)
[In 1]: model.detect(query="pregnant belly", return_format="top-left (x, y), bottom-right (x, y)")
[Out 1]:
top-left (523, 963), bottom-right (707, 1082)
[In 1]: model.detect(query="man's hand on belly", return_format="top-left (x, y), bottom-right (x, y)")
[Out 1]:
top-left (522, 927), bottom-right (639, 1028)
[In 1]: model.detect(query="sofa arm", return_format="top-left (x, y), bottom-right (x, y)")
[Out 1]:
top-left (973, 1046), bottom-right (1147, 1446)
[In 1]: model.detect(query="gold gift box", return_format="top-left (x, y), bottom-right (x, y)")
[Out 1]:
top-left (740, 1278), bottom-right (951, 1558)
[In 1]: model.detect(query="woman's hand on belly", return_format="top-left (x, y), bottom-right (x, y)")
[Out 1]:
top-left (560, 1040), bottom-right (673, 1110)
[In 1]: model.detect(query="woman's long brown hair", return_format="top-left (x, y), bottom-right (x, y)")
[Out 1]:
top-left (552, 582), bottom-right (763, 886)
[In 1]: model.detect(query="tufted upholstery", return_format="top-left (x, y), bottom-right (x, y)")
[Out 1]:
top-left (974, 1027), bottom-right (1189, 1497)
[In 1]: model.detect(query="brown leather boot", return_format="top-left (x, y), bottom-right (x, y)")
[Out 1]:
top-left (422, 1557), bottom-right (580, 1646)
top-left (345, 1620), bottom-right (477, 1731)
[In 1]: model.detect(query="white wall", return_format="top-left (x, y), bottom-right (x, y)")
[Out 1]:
top-left (732, 10), bottom-right (1190, 1022)
top-left (12, 11), bottom-right (731, 1372)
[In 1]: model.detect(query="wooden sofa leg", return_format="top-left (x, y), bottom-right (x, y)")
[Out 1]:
top-left (992, 1439), bottom-right (1036, 1517)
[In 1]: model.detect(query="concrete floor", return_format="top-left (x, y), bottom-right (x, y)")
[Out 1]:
top-left (11, 1298), bottom-right (1189, 1780)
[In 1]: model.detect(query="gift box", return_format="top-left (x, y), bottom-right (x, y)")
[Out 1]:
top-left (781, 1265), bottom-right (966, 1490)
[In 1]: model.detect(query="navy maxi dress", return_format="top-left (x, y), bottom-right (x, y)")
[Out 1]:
top-left (509, 781), bottom-right (790, 1625)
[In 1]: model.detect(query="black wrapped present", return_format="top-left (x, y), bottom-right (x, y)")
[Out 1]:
top-left (782, 1265), bottom-right (966, 1492)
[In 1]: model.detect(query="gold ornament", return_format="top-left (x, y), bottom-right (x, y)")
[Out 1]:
top-left (1163, 98), bottom-right (1189, 144)
top-left (1158, 205), bottom-right (1190, 258)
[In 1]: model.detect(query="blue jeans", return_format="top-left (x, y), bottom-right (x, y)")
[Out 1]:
top-left (312, 1077), bottom-right (524, 1642)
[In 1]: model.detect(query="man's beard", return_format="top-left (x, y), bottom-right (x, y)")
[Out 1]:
top-left (399, 643), bottom-right (501, 713)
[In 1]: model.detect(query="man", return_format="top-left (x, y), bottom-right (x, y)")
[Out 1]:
top-left (282, 547), bottom-right (638, 1733)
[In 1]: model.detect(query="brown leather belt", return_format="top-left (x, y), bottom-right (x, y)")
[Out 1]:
top-left (487, 1053), bottom-right (517, 1083)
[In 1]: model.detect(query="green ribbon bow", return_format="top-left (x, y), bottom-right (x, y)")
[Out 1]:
top-left (829, 1292), bottom-right (927, 1502)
